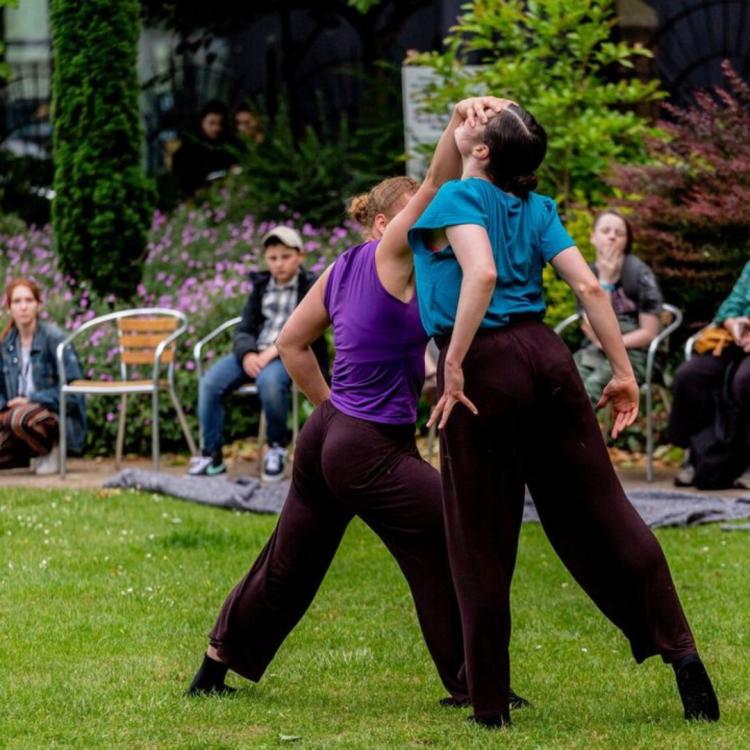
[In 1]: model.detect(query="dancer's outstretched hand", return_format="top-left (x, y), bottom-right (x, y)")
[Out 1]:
top-left (428, 360), bottom-right (478, 430)
top-left (454, 96), bottom-right (515, 127)
top-left (597, 375), bottom-right (639, 439)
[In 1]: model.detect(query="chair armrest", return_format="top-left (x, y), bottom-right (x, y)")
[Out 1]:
top-left (193, 316), bottom-right (243, 380)
top-left (645, 303), bottom-right (683, 385)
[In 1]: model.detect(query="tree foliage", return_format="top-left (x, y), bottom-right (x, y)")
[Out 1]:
top-left (609, 61), bottom-right (750, 329)
top-left (50, 0), bottom-right (153, 300)
top-left (412, 0), bottom-right (663, 207)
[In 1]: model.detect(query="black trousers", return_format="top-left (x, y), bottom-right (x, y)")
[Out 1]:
top-left (209, 399), bottom-right (467, 700)
top-left (668, 349), bottom-right (750, 447)
top-left (437, 321), bottom-right (696, 720)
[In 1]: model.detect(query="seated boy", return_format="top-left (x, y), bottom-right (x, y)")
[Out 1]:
top-left (189, 226), bottom-right (328, 481)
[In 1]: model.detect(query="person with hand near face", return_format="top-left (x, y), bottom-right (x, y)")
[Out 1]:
top-left (0, 278), bottom-right (86, 475)
top-left (573, 211), bottom-right (663, 405)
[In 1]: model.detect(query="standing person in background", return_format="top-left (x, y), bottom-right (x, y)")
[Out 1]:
top-left (409, 100), bottom-right (718, 728)
top-left (573, 210), bottom-right (663, 404)
top-left (0, 278), bottom-right (86, 475)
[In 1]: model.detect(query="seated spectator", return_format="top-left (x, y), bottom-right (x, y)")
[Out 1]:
top-left (189, 227), bottom-right (328, 481)
top-left (172, 99), bottom-right (239, 197)
top-left (233, 103), bottom-right (264, 145)
top-left (669, 260), bottom-right (750, 488)
top-left (0, 278), bottom-right (86, 475)
top-left (573, 210), bottom-right (662, 404)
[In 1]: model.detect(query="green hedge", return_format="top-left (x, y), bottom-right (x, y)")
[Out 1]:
top-left (51, 0), bottom-right (152, 300)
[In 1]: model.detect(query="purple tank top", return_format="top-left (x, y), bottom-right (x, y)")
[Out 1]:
top-left (324, 240), bottom-right (427, 424)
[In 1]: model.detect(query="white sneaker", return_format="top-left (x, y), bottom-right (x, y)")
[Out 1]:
top-left (187, 455), bottom-right (226, 476)
top-left (262, 444), bottom-right (287, 482)
top-left (35, 445), bottom-right (60, 476)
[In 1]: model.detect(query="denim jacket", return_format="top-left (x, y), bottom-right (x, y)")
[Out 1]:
top-left (0, 322), bottom-right (87, 453)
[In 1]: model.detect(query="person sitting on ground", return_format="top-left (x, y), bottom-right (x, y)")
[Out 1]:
top-left (670, 259), bottom-right (750, 488)
top-left (189, 226), bottom-right (328, 481)
top-left (0, 278), bottom-right (86, 475)
top-left (172, 99), bottom-right (239, 198)
top-left (573, 210), bottom-right (663, 404)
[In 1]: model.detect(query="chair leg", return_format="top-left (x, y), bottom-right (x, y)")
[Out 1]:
top-left (59, 391), bottom-right (67, 479)
top-left (115, 394), bottom-right (128, 470)
top-left (256, 409), bottom-right (267, 475)
top-left (168, 384), bottom-right (198, 456)
top-left (645, 383), bottom-right (654, 483)
top-left (152, 388), bottom-right (160, 472)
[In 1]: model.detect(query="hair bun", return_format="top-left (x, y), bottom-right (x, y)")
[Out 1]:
top-left (347, 194), bottom-right (371, 225)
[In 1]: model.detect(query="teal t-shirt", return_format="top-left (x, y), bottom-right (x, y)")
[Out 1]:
top-left (407, 177), bottom-right (574, 336)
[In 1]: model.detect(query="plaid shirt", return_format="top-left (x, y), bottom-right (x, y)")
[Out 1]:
top-left (256, 273), bottom-right (300, 351)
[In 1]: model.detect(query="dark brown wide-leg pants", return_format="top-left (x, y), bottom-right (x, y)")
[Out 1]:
top-left (437, 320), bottom-right (696, 720)
top-left (209, 399), bottom-right (467, 700)
top-left (0, 404), bottom-right (59, 469)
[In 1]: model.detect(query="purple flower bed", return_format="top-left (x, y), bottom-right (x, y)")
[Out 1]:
top-left (0, 201), bottom-right (362, 455)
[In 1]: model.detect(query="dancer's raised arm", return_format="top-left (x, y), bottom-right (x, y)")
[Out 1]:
top-left (376, 97), bottom-right (512, 298)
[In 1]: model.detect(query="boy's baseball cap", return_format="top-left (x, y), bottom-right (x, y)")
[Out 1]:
top-left (262, 226), bottom-right (303, 250)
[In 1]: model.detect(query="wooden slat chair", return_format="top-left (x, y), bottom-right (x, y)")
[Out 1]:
top-left (56, 308), bottom-right (198, 478)
top-left (554, 303), bottom-right (683, 482)
top-left (193, 316), bottom-right (300, 472)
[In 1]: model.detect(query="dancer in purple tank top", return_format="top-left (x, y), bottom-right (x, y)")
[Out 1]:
top-left (187, 97), bottom-right (531, 711)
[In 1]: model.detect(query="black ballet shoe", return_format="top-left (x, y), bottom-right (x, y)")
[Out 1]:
top-left (186, 652), bottom-right (234, 697)
top-left (509, 689), bottom-right (531, 709)
top-left (467, 712), bottom-right (511, 729)
top-left (439, 696), bottom-right (471, 708)
top-left (674, 655), bottom-right (720, 721)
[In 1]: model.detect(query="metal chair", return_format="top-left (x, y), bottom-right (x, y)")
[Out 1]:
top-left (56, 308), bottom-right (198, 478)
top-left (193, 317), bottom-right (300, 469)
top-left (554, 303), bottom-right (683, 481)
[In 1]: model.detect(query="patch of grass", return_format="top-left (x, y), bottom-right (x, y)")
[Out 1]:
top-left (1, 488), bottom-right (748, 749)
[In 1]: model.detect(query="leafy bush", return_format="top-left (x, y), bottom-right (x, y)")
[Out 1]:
top-left (411, 0), bottom-right (663, 207)
top-left (50, 0), bottom-right (153, 300)
top-left (609, 61), bottom-right (750, 331)
top-left (210, 96), bottom-right (405, 227)
top-left (0, 200), bottom-right (361, 457)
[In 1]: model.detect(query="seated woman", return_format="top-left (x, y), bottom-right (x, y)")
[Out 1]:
top-left (669, 260), bottom-right (750, 487)
top-left (0, 278), bottom-right (86, 475)
top-left (573, 211), bottom-right (663, 404)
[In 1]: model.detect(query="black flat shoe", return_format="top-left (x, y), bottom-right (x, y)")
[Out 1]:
top-left (467, 713), bottom-right (511, 729)
top-left (509, 689), bottom-right (531, 709)
top-left (675, 656), bottom-right (719, 721)
top-left (439, 696), bottom-right (470, 708)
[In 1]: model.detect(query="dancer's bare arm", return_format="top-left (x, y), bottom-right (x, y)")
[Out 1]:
top-left (276, 266), bottom-right (333, 405)
top-left (376, 97), bottom-right (511, 299)
top-left (552, 246), bottom-right (639, 437)
top-left (428, 224), bottom-right (496, 429)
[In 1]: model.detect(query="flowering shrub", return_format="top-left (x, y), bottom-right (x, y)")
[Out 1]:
top-left (0, 197), bottom-right (361, 456)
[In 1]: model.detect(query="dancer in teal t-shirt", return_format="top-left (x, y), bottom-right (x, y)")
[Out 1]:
top-left (408, 101), bottom-right (719, 729)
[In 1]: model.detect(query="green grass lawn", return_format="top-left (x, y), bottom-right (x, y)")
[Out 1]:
top-left (0, 487), bottom-right (748, 749)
